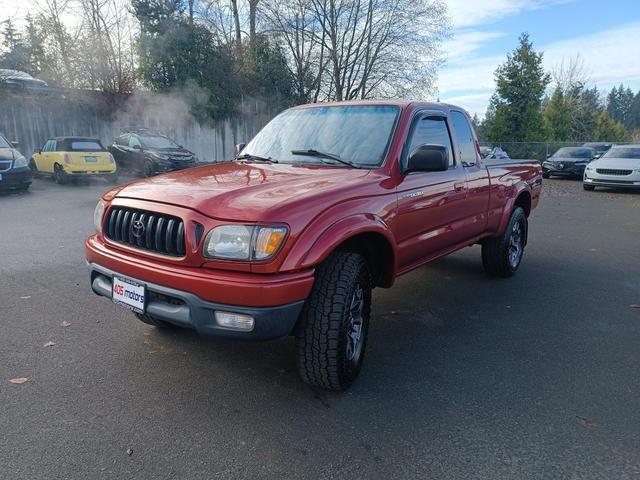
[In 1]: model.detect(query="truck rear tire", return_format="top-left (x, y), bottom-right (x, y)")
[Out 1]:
top-left (295, 251), bottom-right (371, 391)
top-left (482, 207), bottom-right (527, 278)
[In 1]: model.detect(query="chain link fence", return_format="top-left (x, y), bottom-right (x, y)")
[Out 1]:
top-left (479, 141), bottom-right (633, 161)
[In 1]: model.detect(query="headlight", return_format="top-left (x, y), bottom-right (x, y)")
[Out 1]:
top-left (93, 200), bottom-right (106, 233)
top-left (151, 152), bottom-right (170, 161)
top-left (13, 155), bottom-right (27, 168)
top-left (203, 225), bottom-right (287, 261)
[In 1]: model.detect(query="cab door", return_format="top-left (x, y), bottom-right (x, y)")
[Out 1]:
top-left (395, 112), bottom-right (469, 270)
top-left (450, 110), bottom-right (490, 238)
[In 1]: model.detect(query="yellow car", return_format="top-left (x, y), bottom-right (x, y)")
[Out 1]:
top-left (30, 136), bottom-right (117, 184)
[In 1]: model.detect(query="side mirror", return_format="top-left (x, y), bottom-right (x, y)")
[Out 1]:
top-left (11, 141), bottom-right (19, 148)
top-left (406, 144), bottom-right (448, 173)
top-left (546, 153), bottom-right (551, 158)
top-left (235, 143), bottom-right (246, 156)
top-left (133, 144), bottom-right (142, 150)
top-left (594, 153), bottom-right (601, 159)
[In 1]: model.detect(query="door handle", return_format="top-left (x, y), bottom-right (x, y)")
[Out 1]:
top-left (454, 182), bottom-right (466, 192)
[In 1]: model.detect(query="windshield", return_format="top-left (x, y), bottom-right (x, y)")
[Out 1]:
top-left (602, 147), bottom-right (640, 159)
top-left (554, 148), bottom-right (592, 158)
top-left (0, 136), bottom-right (10, 148)
top-left (242, 105), bottom-right (400, 167)
top-left (70, 141), bottom-right (104, 151)
top-left (140, 136), bottom-right (180, 149)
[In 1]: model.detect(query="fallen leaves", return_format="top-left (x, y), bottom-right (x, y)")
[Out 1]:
top-left (61, 320), bottom-right (71, 327)
top-left (9, 377), bottom-right (28, 385)
top-left (126, 448), bottom-right (134, 456)
top-left (576, 415), bottom-right (599, 428)
top-left (43, 341), bottom-right (56, 347)
top-left (20, 295), bottom-right (31, 300)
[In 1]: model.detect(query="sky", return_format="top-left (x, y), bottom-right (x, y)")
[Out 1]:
top-left (1, 0), bottom-right (639, 117)
top-left (438, 0), bottom-right (640, 116)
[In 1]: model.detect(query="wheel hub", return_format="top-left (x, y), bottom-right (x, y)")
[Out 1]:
top-left (346, 285), bottom-right (365, 364)
top-left (508, 220), bottom-right (523, 268)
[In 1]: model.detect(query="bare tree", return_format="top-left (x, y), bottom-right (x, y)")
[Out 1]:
top-left (262, 0), bottom-right (449, 101)
top-left (261, 0), bottom-right (327, 102)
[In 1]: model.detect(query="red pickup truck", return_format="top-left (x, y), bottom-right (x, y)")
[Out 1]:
top-left (86, 101), bottom-right (542, 390)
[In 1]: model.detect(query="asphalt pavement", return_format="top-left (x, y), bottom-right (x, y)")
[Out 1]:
top-left (1, 176), bottom-right (640, 479)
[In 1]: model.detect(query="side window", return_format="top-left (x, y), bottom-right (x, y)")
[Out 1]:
top-left (451, 111), bottom-right (477, 166)
top-left (408, 117), bottom-right (454, 167)
top-left (52, 140), bottom-right (59, 152)
top-left (128, 136), bottom-right (141, 148)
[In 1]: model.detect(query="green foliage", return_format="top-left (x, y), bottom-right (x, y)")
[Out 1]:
top-left (543, 87), bottom-right (572, 141)
top-left (133, 2), bottom-right (241, 119)
top-left (241, 35), bottom-right (295, 108)
top-left (607, 84), bottom-right (636, 130)
top-left (593, 110), bottom-right (631, 142)
top-left (0, 19), bottom-right (32, 73)
top-left (487, 33), bottom-right (550, 143)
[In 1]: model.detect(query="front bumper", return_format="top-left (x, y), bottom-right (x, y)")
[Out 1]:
top-left (542, 162), bottom-right (586, 177)
top-left (583, 173), bottom-right (640, 189)
top-left (0, 167), bottom-right (32, 189)
top-left (89, 263), bottom-right (304, 339)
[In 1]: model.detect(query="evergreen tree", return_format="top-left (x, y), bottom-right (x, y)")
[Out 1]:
top-left (487, 33), bottom-right (550, 142)
top-left (593, 110), bottom-right (631, 142)
top-left (0, 18), bottom-right (32, 73)
top-left (133, 0), bottom-right (241, 119)
top-left (543, 87), bottom-right (572, 141)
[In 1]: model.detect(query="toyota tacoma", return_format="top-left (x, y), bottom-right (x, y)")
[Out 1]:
top-left (86, 101), bottom-right (542, 390)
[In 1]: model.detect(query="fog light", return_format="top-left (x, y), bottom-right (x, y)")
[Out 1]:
top-left (214, 311), bottom-right (254, 331)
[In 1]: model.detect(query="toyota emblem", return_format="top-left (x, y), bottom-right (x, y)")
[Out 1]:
top-left (131, 220), bottom-right (145, 238)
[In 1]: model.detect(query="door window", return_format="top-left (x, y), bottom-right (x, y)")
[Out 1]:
top-left (407, 117), bottom-right (454, 167)
top-left (451, 111), bottom-right (477, 166)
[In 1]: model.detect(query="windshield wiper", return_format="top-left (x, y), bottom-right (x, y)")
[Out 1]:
top-left (291, 149), bottom-right (360, 168)
top-left (236, 153), bottom-right (278, 164)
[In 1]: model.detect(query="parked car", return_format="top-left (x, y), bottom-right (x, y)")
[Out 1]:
top-left (86, 101), bottom-right (542, 391)
top-left (0, 134), bottom-right (31, 191)
top-left (30, 137), bottom-right (117, 185)
top-left (0, 69), bottom-right (48, 89)
top-left (109, 130), bottom-right (197, 177)
top-left (582, 142), bottom-right (613, 158)
top-left (485, 146), bottom-right (510, 160)
top-left (542, 147), bottom-right (596, 179)
top-left (583, 145), bottom-right (640, 191)
top-left (479, 146), bottom-right (493, 158)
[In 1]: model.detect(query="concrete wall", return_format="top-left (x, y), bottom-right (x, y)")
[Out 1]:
top-left (0, 89), bottom-right (279, 163)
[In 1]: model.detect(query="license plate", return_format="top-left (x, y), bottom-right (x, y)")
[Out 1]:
top-left (112, 276), bottom-right (146, 313)
top-left (85, 156), bottom-right (97, 162)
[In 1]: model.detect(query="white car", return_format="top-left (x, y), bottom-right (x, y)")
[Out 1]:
top-left (583, 145), bottom-right (640, 191)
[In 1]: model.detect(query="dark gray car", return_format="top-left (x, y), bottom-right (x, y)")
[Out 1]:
top-left (542, 147), bottom-right (596, 179)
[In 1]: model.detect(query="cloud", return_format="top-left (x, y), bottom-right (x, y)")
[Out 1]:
top-left (446, 0), bottom-right (573, 28)
top-left (443, 31), bottom-right (507, 63)
top-left (439, 21), bottom-right (640, 116)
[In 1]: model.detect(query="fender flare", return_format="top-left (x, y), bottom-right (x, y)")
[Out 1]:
top-left (282, 214), bottom-right (397, 283)
top-left (496, 181), bottom-right (531, 238)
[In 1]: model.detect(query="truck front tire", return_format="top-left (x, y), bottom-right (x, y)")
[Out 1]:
top-left (295, 251), bottom-right (371, 391)
top-left (482, 207), bottom-right (527, 277)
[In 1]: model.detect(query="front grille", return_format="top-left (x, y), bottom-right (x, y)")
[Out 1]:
top-left (596, 168), bottom-right (632, 176)
top-left (0, 160), bottom-right (12, 172)
top-left (105, 207), bottom-right (186, 257)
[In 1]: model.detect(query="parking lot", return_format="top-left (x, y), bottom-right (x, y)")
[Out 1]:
top-left (1, 177), bottom-right (640, 479)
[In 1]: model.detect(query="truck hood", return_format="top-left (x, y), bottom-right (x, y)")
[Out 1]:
top-left (114, 162), bottom-right (374, 221)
